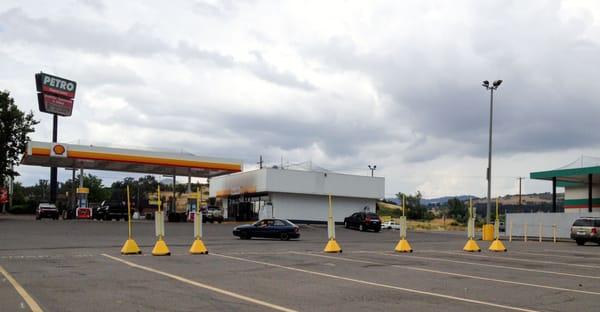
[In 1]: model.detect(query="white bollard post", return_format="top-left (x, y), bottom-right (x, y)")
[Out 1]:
top-left (324, 194), bottom-right (342, 253)
top-left (509, 220), bottom-right (513, 242)
top-left (553, 224), bottom-right (557, 243)
top-left (524, 223), bottom-right (528, 242)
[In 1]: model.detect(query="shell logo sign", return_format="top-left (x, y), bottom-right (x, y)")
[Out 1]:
top-left (51, 143), bottom-right (67, 157)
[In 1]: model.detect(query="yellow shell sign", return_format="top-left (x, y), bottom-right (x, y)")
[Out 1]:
top-left (50, 143), bottom-right (67, 157)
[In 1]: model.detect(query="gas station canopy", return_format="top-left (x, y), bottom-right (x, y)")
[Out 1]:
top-left (21, 141), bottom-right (243, 178)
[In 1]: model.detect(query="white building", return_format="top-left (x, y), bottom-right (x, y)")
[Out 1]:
top-left (209, 168), bottom-right (385, 223)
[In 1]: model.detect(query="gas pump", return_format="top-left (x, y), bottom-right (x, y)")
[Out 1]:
top-left (186, 197), bottom-right (198, 222)
top-left (75, 187), bottom-right (92, 219)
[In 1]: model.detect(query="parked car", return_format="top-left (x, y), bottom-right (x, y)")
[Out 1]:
top-left (382, 220), bottom-right (400, 230)
top-left (36, 203), bottom-right (59, 220)
top-left (344, 212), bottom-right (381, 232)
top-left (94, 200), bottom-right (129, 221)
top-left (233, 219), bottom-right (300, 240)
top-left (202, 206), bottom-right (224, 223)
top-left (570, 217), bottom-right (600, 245)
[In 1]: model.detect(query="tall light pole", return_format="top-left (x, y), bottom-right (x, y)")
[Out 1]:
top-left (368, 164), bottom-right (376, 177)
top-left (482, 79), bottom-right (502, 224)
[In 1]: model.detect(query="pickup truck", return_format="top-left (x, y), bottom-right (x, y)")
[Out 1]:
top-left (202, 206), bottom-right (224, 223)
top-left (94, 200), bottom-right (129, 221)
top-left (36, 203), bottom-right (59, 220)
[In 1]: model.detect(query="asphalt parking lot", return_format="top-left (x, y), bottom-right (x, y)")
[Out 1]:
top-left (1, 215), bottom-right (600, 312)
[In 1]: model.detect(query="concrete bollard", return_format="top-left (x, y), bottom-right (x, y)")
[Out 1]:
top-left (524, 223), bottom-right (528, 242)
top-left (552, 224), bottom-right (557, 243)
top-left (539, 223), bottom-right (543, 242)
top-left (509, 220), bottom-right (513, 242)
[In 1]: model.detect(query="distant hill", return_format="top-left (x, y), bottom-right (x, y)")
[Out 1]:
top-left (421, 195), bottom-right (478, 206)
top-left (384, 193), bottom-right (561, 207)
top-left (384, 195), bottom-right (478, 206)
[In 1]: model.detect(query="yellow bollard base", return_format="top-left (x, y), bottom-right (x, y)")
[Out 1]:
top-left (394, 239), bottom-right (413, 253)
top-left (120, 238), bottom-right (142, 255)
top-left (152, 238), bottom-right (171, 256)
top-left (488, 239), bottom-right (507, 252)
top-left (463, 238), bottom-right (481, 252)
top-left (189, 238), bottom-right (208, 254)
top-left (323, 238), bottom-right (342, 253)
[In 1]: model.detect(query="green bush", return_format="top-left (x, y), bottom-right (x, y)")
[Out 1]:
top-left (8, 203), bottom-right (36, 214)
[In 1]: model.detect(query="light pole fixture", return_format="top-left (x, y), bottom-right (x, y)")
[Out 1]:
top-left (368, 164), bottom-right (377, 177)
top-left (482, 79), bottom-right (502, 224)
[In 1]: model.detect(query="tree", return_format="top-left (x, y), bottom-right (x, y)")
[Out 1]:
top-left (395, 191), bottom-right (433, 220)
top-left (11, 181), bottom-right (26, 205)
top-left (0, 91), bottom-right (39, 187)
top-left (60, 174), bottom-right (110, 204)
top-left (447, 197), bottom-right (468, 224)
top-left (37, 179), bottom-right (49, 201)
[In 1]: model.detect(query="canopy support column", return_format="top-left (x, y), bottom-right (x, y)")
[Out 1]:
top-left (187, 170), bottom-right (191, 193)
top-left (589, 174), bottom-right (593, 213)
top-left (552, 177), bottom-right (557, 213)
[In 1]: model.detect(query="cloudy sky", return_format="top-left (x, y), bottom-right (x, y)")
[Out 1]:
top-left (2, 0), bottom-right (600, 198)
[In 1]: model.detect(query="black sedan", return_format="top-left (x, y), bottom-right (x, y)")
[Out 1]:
top-left (233, 219), bottom-right (300, 240)
top-left (344, 212), bottom-right (381, 232)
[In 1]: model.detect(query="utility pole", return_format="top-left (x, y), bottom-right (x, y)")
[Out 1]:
top-left (258, 155), bottom-right (263, 169)
top-left (518, 177), bottom-right (523, 211)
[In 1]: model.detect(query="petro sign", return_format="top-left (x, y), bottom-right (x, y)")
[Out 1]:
top-left (35, 72), bottom-right (77, 116)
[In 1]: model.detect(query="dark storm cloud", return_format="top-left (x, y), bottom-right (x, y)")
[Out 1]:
top-left (0, 8), bottom-right (315, 93)
top-left (176, 43), bottom-right (316, 91)
top-left (192, 0), bottom-right (237, 18)
top-left (301, 2), bottom-right (600, 162)
top-left (0, 8), bottom-right (169, 56)
top-left (81, 0), bottom-right (106, 12)
top-left (176, 41), bottom-right (235, 67)
top-left (218, 110), bottom-right (392, 157)
top-left (75, 65), bottom-right (145, 87)
top-left (87, 87), bottom-right (392, 161)
top-left (245, 51), bottom-right (316, 91)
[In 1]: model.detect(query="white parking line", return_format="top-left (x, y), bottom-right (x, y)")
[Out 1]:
top-left (437, 251), bottom-right (600, 269)
top-left (375, 252), bottom-right (600, 280)
top-left (211, 253), bottom-right (539, 312)
top-left (290, 252), bottom-right (600, 296)
top-left (506, 250), bottom-right (600, 261)
top-left (101, 254), bottom-right (296, 312)
top-left (0, 264), bottom-right (43, 312)
top-left (0, 254), bottom-right (95, 260)
top-left (542, 249), bottom-right (600, 257)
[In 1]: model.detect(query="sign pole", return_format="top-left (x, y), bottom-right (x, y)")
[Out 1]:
top-left (152, 185), bottom-right (170, 256)
top-left (395, 194), bottom-right (412, 252)
top-left (463, 197), bottom-right (481, 252)
top-left (323, 194), bottom-right (342, 253)
top-left (197, 187), bottom-right (201, 239)
top-left (199, 186), bottom-right (203, 238)
top-left (489, 197), bottom-right (507, 252)
top-left (120, 185), bottom-right (141, 254)
top-left (35, 72), bottom-right (78, 204)
top-left (127, 185), bottom-right (132, 239)
top-left (49, 114), bottom-right (58, 204)
top-left (190, 186), bottom-right (208, 254)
